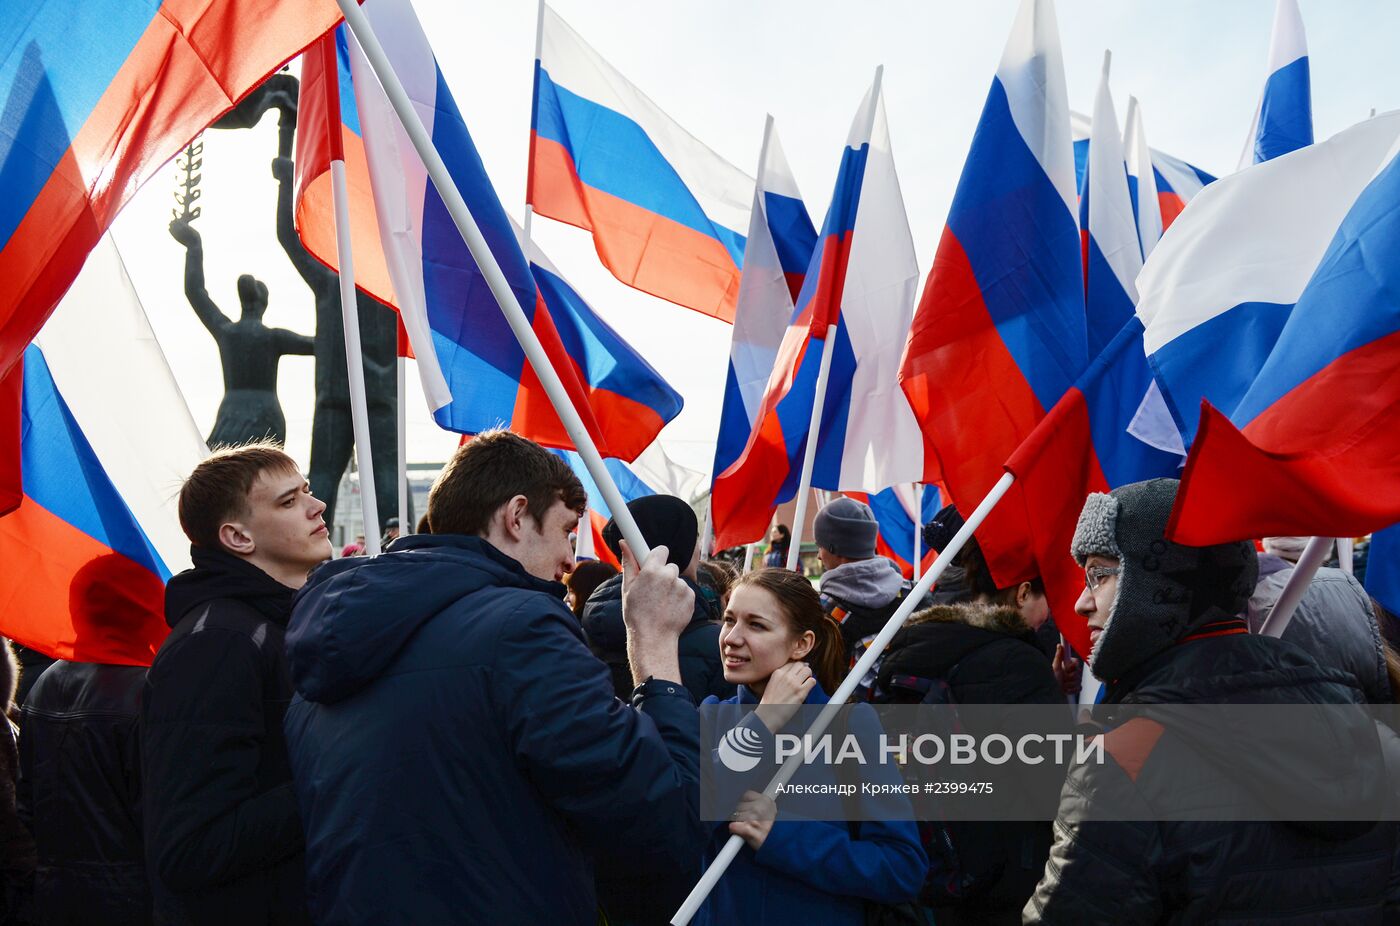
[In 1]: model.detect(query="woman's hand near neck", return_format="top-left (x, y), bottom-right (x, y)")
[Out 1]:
top-left (753, 661), bottom-right (815, 735)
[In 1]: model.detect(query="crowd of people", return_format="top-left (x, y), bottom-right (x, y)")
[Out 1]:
top-left (0, 431), bottom-right (1397, 924)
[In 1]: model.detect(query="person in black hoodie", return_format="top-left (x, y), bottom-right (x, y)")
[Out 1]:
top-left (18, 555), bottom-right (154, 926)
top-left (583, 495), bottom-right (733, 705)
top-left (141, 442), bottom-right (331, 926)
top-left (579, 495), bottom-right (732, 926)
top-left (875, 602), bottom-right (1067, 924)
top-left (1028, 477), bottom-right (1400, 923)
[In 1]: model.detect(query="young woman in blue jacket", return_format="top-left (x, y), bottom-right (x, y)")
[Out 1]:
top-left (697, 568), bottom-right (928, 925)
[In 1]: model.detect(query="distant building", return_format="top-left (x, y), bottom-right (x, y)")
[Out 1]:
top-left (331, 462), bottom-right (443, 551)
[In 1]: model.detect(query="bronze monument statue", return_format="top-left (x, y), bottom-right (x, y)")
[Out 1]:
top-left (195, 72), bottom-right (400, 531)
top-left (169, 211), bottom-right (314, 448)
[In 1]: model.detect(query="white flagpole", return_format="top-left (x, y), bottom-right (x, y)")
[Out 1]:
top-left (671, 472), bottom-right (1017, 925)
top-left (783, 65), bottom-right (882, 572)
top-left (1337, 536), bottom-right (1355, 575)
top-left (700, 500), bottom-right (713, 559)
top-left (742, 543), bottom-right (756, 573)
top-left (523, 0), bottom-right (546, 244)
top-left (323, 37), bottom-right (382, 557)
top-left (912, 483), bottom-right (923, 581)
top-left (1260, 534), bottom-right (1332, 638)
top-left (396, 349), bottom-right (408, 535)
top-left (336, 0), bottom-right (650, 556)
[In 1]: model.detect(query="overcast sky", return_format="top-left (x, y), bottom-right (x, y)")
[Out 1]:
top-left (107, 0), bottom-right (1400, 475)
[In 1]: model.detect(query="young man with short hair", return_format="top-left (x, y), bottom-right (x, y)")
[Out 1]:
top-left (142, 442), bottom-right (331, 926)
top-left (283, 430), bottom-right (703, 923)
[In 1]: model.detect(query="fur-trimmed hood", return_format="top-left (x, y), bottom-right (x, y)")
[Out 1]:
top-left (879, 604), bottom-right (1063, 708)
top-left (907, 603), bottom-right (1032, 637)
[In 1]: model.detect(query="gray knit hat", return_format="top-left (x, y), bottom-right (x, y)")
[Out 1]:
top-left (1070, 478), bottom-right (1259, 682)
top-left (814, 497), bottom-right (879, 559)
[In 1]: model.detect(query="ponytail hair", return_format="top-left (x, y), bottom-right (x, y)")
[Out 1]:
top-left (733, 568), bottom-right (848, 695)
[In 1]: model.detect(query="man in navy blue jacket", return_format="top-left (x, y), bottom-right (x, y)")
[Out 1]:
top-left (283, 430), bottom-right (703, 923)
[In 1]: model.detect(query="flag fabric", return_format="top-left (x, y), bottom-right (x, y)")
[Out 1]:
top-left (294, 27), bottom-right (398, 308)
top-left (1071, 111), bottom-right (1215, 232)
top-left (844, 485), bottom-right (942, 579)
top-left (0, 0), bottom-right (342, 505)
top-left (312, 2), bottom-right (682, 462)
top-left (1365, 525), bottom-right (1400, 620)
top-left (713, 76), bottom-right (923, 551)
top-left (1, 345), bottom-right (169, 663)
top-left (1241, 0), bottom-right (1312, 167)
top-left (1078, 56), bottom-right (1142, 360)
top-left (1137, 114), bottom-right (1400, 544)
top-left (899, 0), bottom-right (1084, 591)
top-left (1005, 317), bottom-right (1184, 657)
top-left (530, 5), bottom-right (752, 321)
top-left (0, 235), bottom-right (208, 663)
top-left (557, 450), bottom-right (656, 568)
top-left (1123, 97), bottom-right (1163, 261)
top-left (1139, 112), bottom-right (1400, 448)
top-left (710, 123), bottom-right (816, 549)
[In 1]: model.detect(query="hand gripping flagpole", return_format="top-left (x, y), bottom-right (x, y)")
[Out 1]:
top-left (322, 35), bottom-right (383, 556)
top-left (784, 65), bottom-right (883, 571)
top-left (335, 0), bottom-right (650, 557)
top-left (672, 472), bottom-right (1016, 924)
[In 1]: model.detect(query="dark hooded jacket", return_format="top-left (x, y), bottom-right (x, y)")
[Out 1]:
top-left (876, 605), bottom-right (1066, 921)
top-left (141, 546), bottom-right (308, 926)
top-left (282, 533), bottom-right (702, 925)
top-left (19, 661), bottom-right (149, 926)
top-left (1031, 478), bottom-right (1400, 923)
top-left (581, 573), bottom-right (734, 704)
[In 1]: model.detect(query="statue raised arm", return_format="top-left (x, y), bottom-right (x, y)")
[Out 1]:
top-left (272, 156), bottom-right (327, 285)
top-left (169, 218), bottom-right (230, 337)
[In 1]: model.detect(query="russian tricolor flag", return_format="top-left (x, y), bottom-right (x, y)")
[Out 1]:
top-left (899, 0), bottom-right (1084, 591)
top-left (1071, 111), bottom-right (1215, 234)
top-left (0, 235), bottom-right (207, 663)
top-left (1241, 0), bottom-right (1313, 167)
top-left (1137, 112), bottom-right (1400, 544)
top-left (714, 75), bottom-right (923, 551)
top-left (843, 485), bottom-right (941, 580)
top-left (298, 1), bottom-right (682, 462)
top-left (710, 122), bottom-right (816, 550)
top-left (1123, 97), bottom-right (1163, 261)
top-left (1078, 54), bottom-right (1142, 360)
top-left (530, 5), bottom-right (753, 322)
top-left (1005, 317), bottom-right (1185, 658)
top-left (0, 0), bottom-right (343, 505)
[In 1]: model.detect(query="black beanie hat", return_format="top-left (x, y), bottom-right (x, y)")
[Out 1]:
top-left (602, 495), bottom-right (698, 569)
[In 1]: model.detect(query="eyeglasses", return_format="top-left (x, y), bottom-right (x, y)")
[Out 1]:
top-left (1084, 564), bottom-right (1121, 592)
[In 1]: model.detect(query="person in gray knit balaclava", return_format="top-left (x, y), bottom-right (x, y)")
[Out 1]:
top-left (1070, 477), bottom-right (1258, 684)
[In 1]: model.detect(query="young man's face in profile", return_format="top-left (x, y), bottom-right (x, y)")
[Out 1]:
top-left (243, 468), bottom-right (333, 573)
top-left (516, 499), bottom-right (580, 584)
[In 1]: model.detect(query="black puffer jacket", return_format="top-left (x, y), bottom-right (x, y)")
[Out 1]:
top-left (877, 605), bottom-right (1066, 922)
top-left (1028, 629), bottom-right (1400, 924)
top-left (141, 547), bottom-right (308, 926)
top-left (18, 661), bottom-right (149, 926)
top-left (582, 574), bottom-right (733, 704)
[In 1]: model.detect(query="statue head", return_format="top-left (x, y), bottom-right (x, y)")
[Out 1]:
top-left (237, 274), bottom-right (269, 319)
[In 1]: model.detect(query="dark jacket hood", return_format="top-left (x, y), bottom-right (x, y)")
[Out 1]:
top-left (886, 604), bottom-right (1038, 675)
top-left (164, 545), bottom-right (298, 628)
top-left (286, 534), bottom-right (564, 704)
top-left (580, 572), bottom-right (714, 658)
top-left (1103, 630), bottom-right (1387, 837)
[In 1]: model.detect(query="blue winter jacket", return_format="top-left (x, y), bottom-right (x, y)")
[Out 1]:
top-left (697, 683), bottom-right (927, 926)
top-left (282, 534), bottom-right (703, 925)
